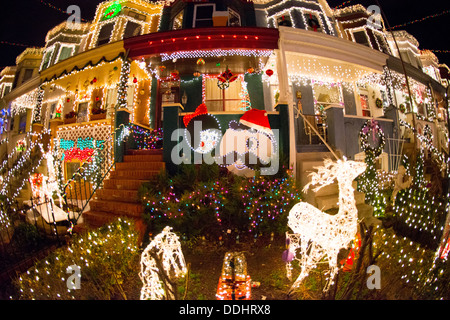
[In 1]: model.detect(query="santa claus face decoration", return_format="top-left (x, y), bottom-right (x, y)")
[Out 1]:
top-left (219, 110), bottom-right (277, 177)
top-left (182, 106), bottom-right (278, 176)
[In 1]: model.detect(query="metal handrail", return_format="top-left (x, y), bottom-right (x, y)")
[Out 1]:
top-left (62, 134), bottom-right (116, 226)
top-left (294, 105), bottom-right (340, 161)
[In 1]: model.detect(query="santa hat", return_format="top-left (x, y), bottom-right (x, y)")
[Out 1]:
top-left (239, 109), bottom-right (273, 134)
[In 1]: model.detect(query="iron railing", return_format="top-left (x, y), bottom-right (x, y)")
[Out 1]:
top-left (62, 123), bottom-right (163, 227)
top-left (62, 136), bottom-right (115, 226)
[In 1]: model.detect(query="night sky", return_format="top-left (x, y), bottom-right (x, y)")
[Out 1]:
top-left (0, 0), bottom-right (449, 70)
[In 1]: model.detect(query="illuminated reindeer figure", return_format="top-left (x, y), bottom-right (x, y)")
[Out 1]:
top-left (139, 227), bottom-right (187, 300)
top-left (286, 158), bottom-right (366, 294)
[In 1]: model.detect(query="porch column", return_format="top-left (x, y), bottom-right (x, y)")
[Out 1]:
top-left (275, 43), bottom-right (296, 172)
top-left (162, 103), bottom-right (184, 175)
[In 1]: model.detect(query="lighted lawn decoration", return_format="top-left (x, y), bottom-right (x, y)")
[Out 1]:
top-left (285, 158), bottom-right (367, 293)
top-left (29, 152), bottom-right (67, 224)
top-left (216, 252), bottom-right (251, 300)
top-left (139, 226), bottom-right (187, 300)
top-left (219, 108), bottom-right (277, 177)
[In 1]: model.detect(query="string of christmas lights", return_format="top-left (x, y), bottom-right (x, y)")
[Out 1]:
top-left (36, 0), bottom-right (89, 22)
top-left (388, 9), bottom-right (450, 30)
top-left (0, 41), bottom-right (39, 48)
top-left (334, 0), bottom-right (353, 10)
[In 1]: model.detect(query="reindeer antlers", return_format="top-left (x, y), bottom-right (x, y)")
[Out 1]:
top-left (303, 159), bottom-right (340, 193)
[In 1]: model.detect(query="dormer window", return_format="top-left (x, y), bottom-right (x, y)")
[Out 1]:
top-left (57, 46), bottom-right (74, 62)
top-left (193, 4), bottom-right (215, 28)
top-left (228, 8), bottom-right (241, 27)
top-left (97, 23), bottom-right (114, 46)
top-left (276, 15), bottom-right (292, 27)
top-left (172, 10), bottom-right (183, 30)
top-left (123, 21), bottom-right (142, 39)
top-left (304, 12), bottom-right (322, 32)
top-left (352, 30), bottom-right (370, 47)
top-left (41, 49), bottom-right (54, 70)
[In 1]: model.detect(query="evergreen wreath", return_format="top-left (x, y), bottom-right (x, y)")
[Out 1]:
top-left (360, 119), bottom-right (385, 158)
top-left (375, 98), bottom-right (383, 109)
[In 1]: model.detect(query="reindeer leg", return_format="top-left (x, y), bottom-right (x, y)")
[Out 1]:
top-left (289, 239), bottom-right (325, 296)
top-left (323, 251), bottom-right (339, 292)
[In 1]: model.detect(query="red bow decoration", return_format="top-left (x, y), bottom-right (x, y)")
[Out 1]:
top-left (183, 104), bottom-right (208, 127)
top-left (217, 68), bottom-right (238, 83)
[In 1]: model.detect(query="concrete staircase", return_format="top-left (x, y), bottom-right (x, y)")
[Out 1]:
top-left (74, 149), bottom-right (165, 236)
top-left (296, 150), bottom-right (380, 227)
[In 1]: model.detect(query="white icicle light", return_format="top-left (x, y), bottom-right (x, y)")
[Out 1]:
top-left (286, 158), bottom-right (366, 293)
top-left (139, 226), bottom-right (187, 300)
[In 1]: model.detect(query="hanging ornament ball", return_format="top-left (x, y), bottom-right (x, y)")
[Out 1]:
top-left (171, 70), bottom-right (180, 79)
top-left (133, 77), bottom-right (138, 84)
top-left (193, 71), bottom-right (201, 77)
top-left (66, 98), bottom-right (71, 103)
top-left (93, 77), bottom-right (97, 83)
top-left (247, 67), bottom-right (255, 74)
top-left (266, 69), bottom-right (274, 77)
top-left (197, 58), bottom-right (205, 65)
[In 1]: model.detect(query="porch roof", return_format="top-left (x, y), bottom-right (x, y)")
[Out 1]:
top-left (123, 27), bottom-right (280, 59)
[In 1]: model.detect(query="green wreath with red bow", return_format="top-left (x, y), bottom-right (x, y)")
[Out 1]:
top-left (360, 119), bottom-right (385, 158)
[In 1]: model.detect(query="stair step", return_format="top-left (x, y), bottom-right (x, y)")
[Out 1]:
top-left (123, 154), bottom-right (163, 162)
top-left (297, 144), bottom-right (330, 153)
top-left (116, 161), bottom-right (165, 171)
top-left (109, 169), bottom-right (160, 180)
top-left (104, 178), bottom-right (145, 190)
top-left (357, 203), bottom-right (374, 220)
top-left (95, 189), bottom-right (139, 202)
top-left (89, 199), bottom-right (143, 217)
top-left (82, 211), bottom-right (125, 228)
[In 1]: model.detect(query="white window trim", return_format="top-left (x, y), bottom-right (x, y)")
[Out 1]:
top-left (351, 27), bottom-right (373, 49)
top-left (193, 3), bottom-right (216, 28)
top-left (40, 46), bottom-right (55, 71)
top-left (55, 44), bottom-right (76, 63)
top-left (301, 10), bottom-right (324, 32)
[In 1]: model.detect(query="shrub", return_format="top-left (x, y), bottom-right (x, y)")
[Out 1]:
top-left (15, 218), bottom-right (141, 300)
top-left (140, 163), bottom-right (301, 239)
